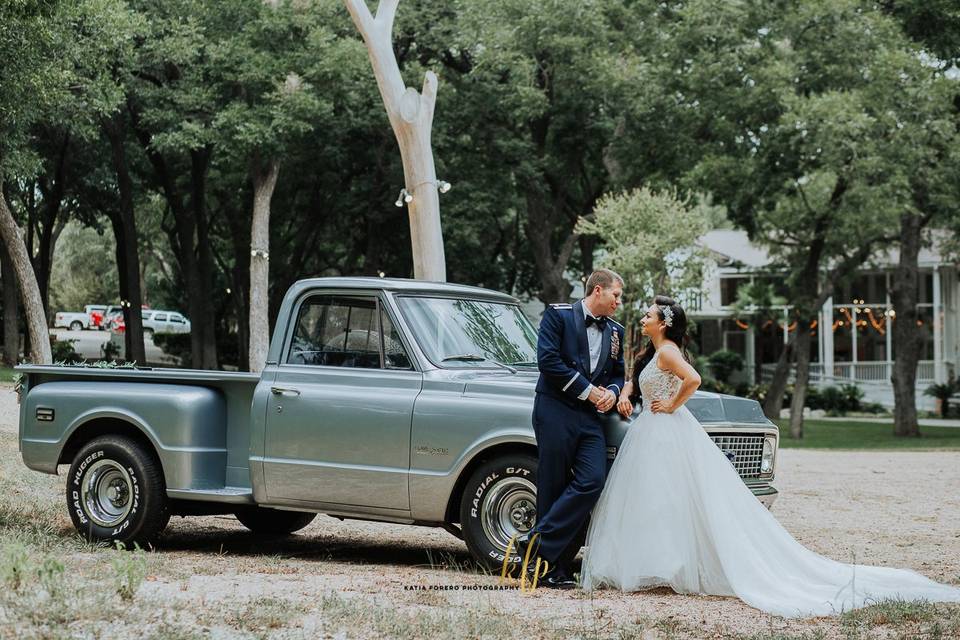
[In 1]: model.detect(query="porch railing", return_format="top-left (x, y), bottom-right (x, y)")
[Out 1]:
top-left (759, 361), bottom-right (939, 386)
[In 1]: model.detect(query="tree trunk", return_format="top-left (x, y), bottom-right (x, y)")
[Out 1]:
top-left (0, 195), bottom-right (51, 363)
top-left (248, 155), bottom-right (279, 373)
top-left (190, 148), bottom-right (218, 369)
top-left (344, 0), bottom-right (446, 281)
top-left (787, 321), bottom-right (814, 439)
top-left (1, 242), bottom-right (19, 365)
top-left (105, 115), bottom-right (146, 364)
top-left (891, 212), bottom-right (923, 437)
top-left (762, 340), bottom-right (793, 420)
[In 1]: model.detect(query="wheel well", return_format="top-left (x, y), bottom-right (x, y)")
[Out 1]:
top-left (444, 442), bottom-right (538, 525)
top-left (58, 418), bottom-right (160, 469)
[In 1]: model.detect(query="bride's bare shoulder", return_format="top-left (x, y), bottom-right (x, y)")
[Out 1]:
top-left (655, 343), bottom-right (683, 371)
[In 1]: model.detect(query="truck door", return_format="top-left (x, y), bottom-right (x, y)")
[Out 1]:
top-left (263, 293), bottom-right (420, 510)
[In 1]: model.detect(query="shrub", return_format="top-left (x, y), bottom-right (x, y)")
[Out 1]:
top-left (707, 349), bottom-right (744, 384)
top-left (151, 333), bottom-right (192, 366)
top-left (50, 336), bottom-right (81, 362)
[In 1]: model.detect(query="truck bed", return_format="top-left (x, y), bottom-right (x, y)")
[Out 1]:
top-left (17, 365), bottom-right (262, 495)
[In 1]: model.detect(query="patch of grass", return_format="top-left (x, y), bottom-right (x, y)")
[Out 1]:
top-left (223, 596), bottom-right (308, 637)
top-left (840, 599), bottom-right (960, 640)
top-left (110, 543), bottom-right (149, 601)
top-left (0, 368), bottom-right (17, 383)
top-left (776, 419), bottom-right (960, 450)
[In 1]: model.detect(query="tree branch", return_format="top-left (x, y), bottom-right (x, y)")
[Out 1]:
top-left (343, 0), bottom-right (375, 38)
top-left (421, 70), bottom-right (438, 125)
top-left (374, 0), bottom-right (400, 34)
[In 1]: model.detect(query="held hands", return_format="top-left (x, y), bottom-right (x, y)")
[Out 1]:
top-left (589, 386), bottom-right (617, 413)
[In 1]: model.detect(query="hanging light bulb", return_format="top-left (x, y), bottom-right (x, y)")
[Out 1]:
top-left (394, 188), bottom-right (412, 207)
top-left (437, 180), bottom-right (452, 193)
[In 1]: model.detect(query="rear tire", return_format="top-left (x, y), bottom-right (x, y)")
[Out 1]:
top-left (459, 453), bottom-right (537, 570)
top-left (66, 435), bottom-right (170, 547)
top-left (70, 321), bottom-right (82, 331)
top-left (234, 507), bottom-right (316, 535)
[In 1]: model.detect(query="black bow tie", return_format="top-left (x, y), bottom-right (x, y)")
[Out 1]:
top-left (585, 315), bottom-right (607, 330)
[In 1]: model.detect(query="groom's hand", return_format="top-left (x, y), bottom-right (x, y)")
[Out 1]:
top-left (590, 387), bottom-right (616, 412)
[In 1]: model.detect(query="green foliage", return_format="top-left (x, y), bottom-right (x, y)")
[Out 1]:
top-left (0, 542), bottom-right (30, 591)
top-left (802, 384), bottom-right (864, 415)
top-left (924, 381), bottom-right (958, 402)
top-left (576, 187), bottom-right (710, 323)
top-left (49, 222), bottom-right (119, 313)
top-left (151, 333), bottom-right (192, 366)
top-left (110, 542), bottom-right (147, 601)
top-left (49, 337), bottom-right (81, 362)
top-left (706, 349), bottom-right (744, 384)
top-left (776, 419), bottom-right (960, 450)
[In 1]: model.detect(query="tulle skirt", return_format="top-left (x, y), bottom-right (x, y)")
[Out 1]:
top-left (580, 405), bottom-right (960, 618)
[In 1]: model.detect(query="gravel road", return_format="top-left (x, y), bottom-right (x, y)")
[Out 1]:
top-left (2, 384), bottom-right (958, 638)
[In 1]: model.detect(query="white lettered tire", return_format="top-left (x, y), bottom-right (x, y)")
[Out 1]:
top-left (66, 435), bottom-right (170, 547)
top-left (459, 454), bottom-right (537, 570)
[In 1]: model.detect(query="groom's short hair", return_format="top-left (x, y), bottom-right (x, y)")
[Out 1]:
top-left (586, 269), bottom-right (623, 294)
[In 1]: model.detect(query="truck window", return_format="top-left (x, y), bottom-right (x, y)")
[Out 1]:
top-left (288, 296), bottom-right (382, 369)
top-left (153, 313), bottom-right (168, 322)
top-left (380, 308), bottom-right (412, 370)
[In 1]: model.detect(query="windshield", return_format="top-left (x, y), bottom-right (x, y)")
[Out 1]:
top-left (396, 296), bottom-right (538, 368)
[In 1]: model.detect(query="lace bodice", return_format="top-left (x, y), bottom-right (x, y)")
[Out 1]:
top-left (636, 348), bottom-right (682, 402)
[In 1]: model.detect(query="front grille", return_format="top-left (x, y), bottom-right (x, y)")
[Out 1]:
top-left (710, 434), bottom-right (764, 479)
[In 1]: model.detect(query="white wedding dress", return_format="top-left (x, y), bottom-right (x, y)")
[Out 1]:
top-left (580, 345), bottom-right (960, 618)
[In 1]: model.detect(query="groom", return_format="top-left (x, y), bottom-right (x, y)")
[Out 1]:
top-left (518, 269), bottom-right (625, 589)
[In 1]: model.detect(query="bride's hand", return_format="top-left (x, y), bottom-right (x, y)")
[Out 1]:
top-left (617, 394), bottom-right (633, 418)
top-left (649, 399), bottom-right (675, 414)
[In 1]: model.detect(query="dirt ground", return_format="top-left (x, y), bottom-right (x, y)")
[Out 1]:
top-left (1, 383), bottom-right (958, 639)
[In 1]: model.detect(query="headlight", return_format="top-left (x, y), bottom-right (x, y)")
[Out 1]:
top-left (760, 437), bottom-right (775, 475)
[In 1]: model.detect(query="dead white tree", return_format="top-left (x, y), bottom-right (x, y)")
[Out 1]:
top-left (344, 0), bottom-right (447, 281)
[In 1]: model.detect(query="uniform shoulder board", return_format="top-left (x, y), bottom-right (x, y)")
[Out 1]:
top-left (549, 303), bottom-right (572, 309)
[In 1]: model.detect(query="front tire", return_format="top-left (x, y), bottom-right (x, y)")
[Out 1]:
top-left (67, 435), bottom-right (170, 547)
top-left (234, 507), bottom-right (316, 535)
top-left (459, 454), bottom-right (537, 570)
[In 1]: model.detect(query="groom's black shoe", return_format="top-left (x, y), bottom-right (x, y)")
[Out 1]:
top-left (538, 567), bottom-right (577, 590)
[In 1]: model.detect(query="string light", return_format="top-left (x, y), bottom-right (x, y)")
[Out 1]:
top-left (394, 179), bottom-right (453, 207)
top-left (394, 188), bottom-right (413, 207)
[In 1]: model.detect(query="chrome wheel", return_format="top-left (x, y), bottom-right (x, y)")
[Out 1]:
top-left (480, 477), bottom-right (537, 552)
top-left (81, 459), bottom-right (133, 527)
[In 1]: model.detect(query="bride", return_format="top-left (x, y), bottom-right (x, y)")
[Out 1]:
top-left (580, 295), bottom-right (960, 618)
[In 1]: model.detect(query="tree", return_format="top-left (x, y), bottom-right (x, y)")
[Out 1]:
top-left (881, 1), bottom-right (960, 437)
top-left (212, 1), bottom-right (337, 372)
top-left (344, 0), bottom-right (447, 281)
top-left (0, 0), bottom-right (110, 364)
top-left (576, 187), bottom-right (710, 355)
top-left (609, 0), bottom-right (935, 436)
top-left (459, 0), bottom-right (638, 304)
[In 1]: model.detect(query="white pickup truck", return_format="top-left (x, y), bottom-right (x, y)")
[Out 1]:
top-left (54, 310), bottom-right (94, 331)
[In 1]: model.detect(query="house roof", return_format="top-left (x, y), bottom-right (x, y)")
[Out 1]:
top-left (700, 229), bottom-right (954, 271)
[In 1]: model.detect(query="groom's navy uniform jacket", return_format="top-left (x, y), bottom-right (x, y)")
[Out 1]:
top-left (531, 300), bottom-right (625, 571)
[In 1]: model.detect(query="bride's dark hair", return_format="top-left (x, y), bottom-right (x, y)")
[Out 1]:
top-left (628, 295), bottom-right (693, 403)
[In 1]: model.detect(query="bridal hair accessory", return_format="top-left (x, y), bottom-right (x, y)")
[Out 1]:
top-left (661, 305), bottom-right (674, 327)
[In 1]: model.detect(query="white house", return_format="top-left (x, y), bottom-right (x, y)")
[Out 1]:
top-left (688, 229), bottom-right (958, 409)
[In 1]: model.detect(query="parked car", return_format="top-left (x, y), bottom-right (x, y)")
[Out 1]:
top-left (53, 311), bottom-right (93, 331)
top-left (101, 305), bottom-right (125, 331)
top-left (85, 305), bottom-right (108, 329)
top-left (17, 277), bottom-right (779, 568)
top-left (141, 310), bottom-right (190, 336)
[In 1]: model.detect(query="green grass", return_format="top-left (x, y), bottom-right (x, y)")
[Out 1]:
top-left (776, 419), bottom-right (960, 450)
top-left (0, 367), bottom-right (17, 383)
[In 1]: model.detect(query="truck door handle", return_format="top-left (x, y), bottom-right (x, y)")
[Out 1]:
top-left (271, 386), bottom-right (301, 396)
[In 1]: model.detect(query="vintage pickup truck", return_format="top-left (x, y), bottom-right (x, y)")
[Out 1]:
top-left (17, 278), bottom-right (779, 567)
